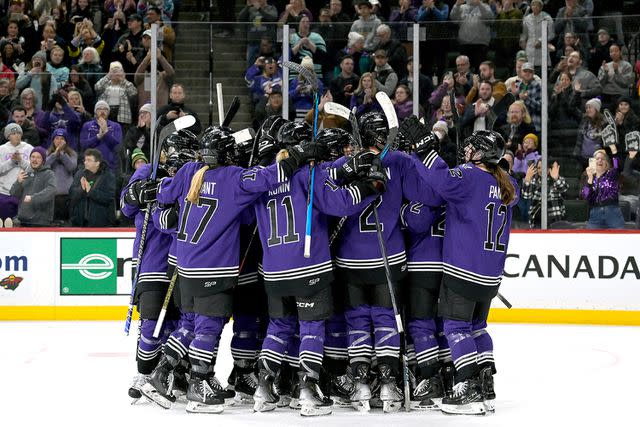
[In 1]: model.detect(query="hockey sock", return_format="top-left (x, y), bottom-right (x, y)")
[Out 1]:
top-left (443, 319), bottom-right (479, 382)
top-left (299, 320), bottom-right (325, 380)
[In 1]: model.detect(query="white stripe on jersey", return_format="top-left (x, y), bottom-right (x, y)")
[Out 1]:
top-left (443, 263), bottom-right (502, 286)
top-left (178, 265), bottom-right (239, 279)
top-left (407, 261), bottom-right (444, 273)
top-left (259, 260), bottom-right (333, 281)
top-left (335, 251), bottom-right (406, 269)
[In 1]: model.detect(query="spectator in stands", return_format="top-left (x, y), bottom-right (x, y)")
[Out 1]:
top-left (144, 6), bottom-right (175, 62)
top-left (330, 55), bottom-right (360, 108)
top-left (449, 0), bottom-right (494, 70)
top-left (563, 50), bottom-right (601, 107)
top-left (454, 54), bottom-right (473, 96)
top-left (134, 43), bottom-right (174, 106)
top-left (69, 148), bottom-right (116, 227)
top-left (370, 49), bottom-right (397, 97)
top-left (614, 97), bottom-right (639, 153)
top-left (45, 128), bottom-right (77, 222)
top-left (597, 43), bottom-right (634, 111)
top-left (289, 57), bottom-right (323, 121)
top-left (374, 24), bottom-right (407, 81)
top-left (549, 71), bottom-right (581, 130)
top-left (104, 0), bottom-right (137, 17)
top-left (66, 65), bottom-right (94, 111)
top-left (0, 79), bottom-right (13, 124)
top-left (429, 71), bottom-right (466, 123)
top-left (399, 56), bottom-right (434, 108)
top-left (494, 0), bottom-right (524, 63)
top-left (1, 2), bottom-right (35, 55)
top-left (554, 0), bottom-right (590, 51)
top-left (158, 83), bottom-right (202, 135)
top-left (621, 149), bottom-right (640, 226)
top-left (38, 23), bottom-right (68, 62)
top-left (499, 100), bottom-right (536, 151)
top-left (0, 123), bottom-right (32, 223)
top-left (389, 0), bottom-right (418, 39)
top-left (588, 28), bottom-right (614, 75)
top-left (254, 89), bottom-right (294, 125)
top-left (329, 0), bottom-right (351, 22)
top-left (519, 0), bottom-right (554, 70)
top-left (393, 84), bottom-right (419, 121)
top-left (304, 89), bottom-right (347, 129)
top-left (9, 146), bottom-right (55, 226)
top-left (131, 148), bottom-right (147, 170)
top-left (246, 56), bottom-right (283, 106)
top-left (512, 132), bottom-right (541, 177)
top-left (94, 61), bottom-right (137, 129)
top-left (123, 103), bottom-right (152, 161)
top-left (16, 51), bottom-right (59, 111)
top-left (522, 159), bottom-right (569, 228)
top-left (574, 97), bottom-right (605, 169)
top-left (278, 0), bottom-right (313, 24)
top-left (500, 149), bottom-right (515, 174)
top-left (581, 148), bottom-right (625, 229)
top-left (339, 32), bottom-right (371, 77)
top-left (314, 7), bottom-right (347, 71)
top-left (80, 100), bottom-right (122, 172)
top-left (431, 91), bottom-right (455, 129)
top-left (1, 39), bottom-right (23, 80)
top-left (136, 0), bottom-right (174, 25)
top-left (511, 62), bottom-right (542, 133)
top-left (465, 61), bottom-right (507, 106)
top-left (461, 81), bottom-right (497, 138)
top-left (70, 0), bottom-right (94, 22)
top-left (0, 49), bottom-right (16, 84)
top-left (554, 32), bottom-right (585, 66)
top-left (46, 46), bottom-right (69, 88)
top-left (505, 53), bottom-right (541, 94)
top-left (112, 14), bottom-right (145, 80)
top-left (78, 47), bottom-right (103, 89)
top-left (290, 15), bottom-right (327, 78)
top-left (6, 104), bottom-right (41, 147)
top-left (350, 71), bottom-right (381, 116)
top-left (416, 0), bottom-right (449, 78)
top-left (350, 1), bottom-right (381, 53)
top-left (68, 19), bottom-right (104, 64)
top-left (42, 93), bottom-right (81, 148)
top-left (238, 0), bottom-right (278, 67)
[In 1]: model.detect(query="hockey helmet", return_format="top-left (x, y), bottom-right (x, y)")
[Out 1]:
top-left (277, 121), bottom-right (312, 148)
top-left (358, 111), bottom-right (388, 150)
top-left (464, 130), bottom-right (505, 166)
top-left (164, 149), bottom-right (198, 176)
top-left (162, 129), bottom-right (199, 157)
top-left (316, 127), bottom-right (356, 160)
top-left (199, 125), bottom-right (235, 166)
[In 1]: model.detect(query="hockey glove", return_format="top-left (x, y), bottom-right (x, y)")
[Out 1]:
top-left (257, 135), bottom-right (279, 163)
top-left (333, 151), bottom-right (376, 183)
top-left (412, 132), bottom-right (441, 160)
top-left (366, 157), bottom-right (388, 193)
top-left (399, 115), bottom-right (428, 146)
top-left (279, 143), bottom-right (329, 178)
top-left (124, 180), bottom-right (158, 207)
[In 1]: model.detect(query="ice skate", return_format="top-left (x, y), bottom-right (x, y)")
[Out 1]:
top-left (253, 369), bottom-right (279, 412)
top-left (185, 377), bottom-right (225, 414)
top-left (411, 375), bottom-right (444, 410)
top-left (349, 364), bottom-right (371, 412)
top-left (480, 367), bottom-right (496, 412)
top-left (140, 356), bottom-right (176, 409)
top-left (299, 374), bottom-right (333, 417)
top-left (207, 373), bottom-right (236, 406)
top-left (441, 362), bottom-right (455, 399)
top-left (329, 373), bottom-right (354, 407)
top-left (128, 374), bottom-right (149, 404)
top-left (440, 377), bottom-right (486, 415)
top-left (378, 364), bottom-right (403, 413)
top-left (233, 366), bottom-right (258, 404)
top-left (172, 362), bottom-right (189, 398)
top-left (288, 374), bottom-right (301, 409)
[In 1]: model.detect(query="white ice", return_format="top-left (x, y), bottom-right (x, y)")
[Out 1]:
top-left (2, 321), bottom-right (637, 426)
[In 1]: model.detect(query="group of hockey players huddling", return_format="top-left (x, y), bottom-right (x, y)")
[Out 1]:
top-left (121, 108), bottom-right (518, 417)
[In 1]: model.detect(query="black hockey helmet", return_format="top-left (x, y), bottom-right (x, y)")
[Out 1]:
top-left (277, 121), bottom-right (312, 148)
top-left (259, 115), bottom-right (288, 142)
top-left (200, 125), bottom-right (235, 166)
top-left (162, 129), bottom-right (199, 156)
top-left (164, 149), bottom-right (198, 176)
top-left (358, 111), bottom-right (388, 150)
top-left (465, 130), bottom-right (505, 166)
top-left (316, 127), bottom-right (356, 160)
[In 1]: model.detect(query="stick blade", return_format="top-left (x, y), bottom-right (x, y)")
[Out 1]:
top-left (324, 102), bottom-right (351, 120)
top-left (375, 91), bottom-right (398, 130)
top-left (222, 96), bottom-right (241, 127)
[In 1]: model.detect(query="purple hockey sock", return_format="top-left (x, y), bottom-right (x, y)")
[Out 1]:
top-left (259, 316), bottom-right (297, 374)
top-left (164, 312), bottom-right (195, 365)
top-left (407, 317), bottom-right (439, 378)
top-left (324, 313), bottom-right (349, 374)
top-left (299, 320), bottom-right (325, 380)
top-left (472, 318), bottom-right (494, 370)
top-left (188, 315), bottom-right (227, 376)
top-left (231, 314), bottom-right (263, 365)
top-left (137, 319), bottom-right (163, 374)
top-left (345, 304), bottom-right (373, 367)
top-left (435, 317), bottom-right (452, 363)
top-left (443, 319), bottom-right (478, 382)
top-left (372, 306), bottom-right (400, 367)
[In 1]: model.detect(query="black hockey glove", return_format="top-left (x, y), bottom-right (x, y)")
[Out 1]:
top-left (366, 157), bottom-right (388, 193)
top-left (399, 115), bottom-right (428, 145)
top-left (333, 151), bottom-right (376, 183)
top-left (257, 135), bottom-right (279, 162)
top-left (124, 180), bottom-right (158, 207)
top-left (412, 132), bottom-right (441, 160)
top-left (279, 143), bottom-right (329, 178)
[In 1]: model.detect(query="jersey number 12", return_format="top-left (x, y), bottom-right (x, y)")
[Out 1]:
top-left (483, 202), bottom-right (507, 252)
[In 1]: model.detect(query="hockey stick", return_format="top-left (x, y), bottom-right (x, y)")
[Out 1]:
top-left (222, 96), bottom-right (241, 128)
top-left (283, 60), bottom-right (320, 258)
top-left (124, 115), bottom-right (196, 335)
top-left (497, 292), bottom-right (512, 309)
top-left (372, 90), bottom-right (410, 411)
top-left (152, 268), bottom-right (178, 338)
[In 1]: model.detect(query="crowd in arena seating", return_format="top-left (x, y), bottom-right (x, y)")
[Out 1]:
top-left (0, 0), bottom-right (639, 229)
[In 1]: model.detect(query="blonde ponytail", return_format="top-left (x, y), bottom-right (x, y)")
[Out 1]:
top-left (186, 165), bottom-right (209, 204)
top-left (489, 165), bottom-right (516, 205)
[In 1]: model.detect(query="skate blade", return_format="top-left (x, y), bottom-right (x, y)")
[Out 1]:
top-left (140, 383), bottom-right (174, 409)
top-left (224, 397), bottom-right (236, 407)
top-left (300, 404), bottom-right (332, 417)
top-left (351, 400), bottom-right (370, 412)
top-left (253, 399), bottom-right (277, 412)
top-left (383, 400), bottom-right (403, 413)
top-left (484, 399), bottom-right (495, 412)
top-left (289, 398), bottom-right (301, 410)
top-left (233, 392), bottom-right (255, 405)
top-left (277, 395), bottom-right (291, 408)
top-left (441, 402), bottom-right (486, 415)
top-left (331, 397), bottom-right (352, 407)
top-left (185, 401), bottom-right (224, 414)
top-left (410, 400), bottom-right (435, 411)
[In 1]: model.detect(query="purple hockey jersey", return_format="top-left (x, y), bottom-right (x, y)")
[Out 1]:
top-left (401, 202), bottom-right (445, 289)
top-left (120, 163), bottom-right (172, 287)
top-left (151, 196), bottom-right (179, 275)
top-left (417, 152), bottom-right (520, 300)
top-left (157, 161), bottom-right (283, 294)
top-left (330, 150), bottom-right (441, 285)
top-left (255, 164), bottom-right (375, 297)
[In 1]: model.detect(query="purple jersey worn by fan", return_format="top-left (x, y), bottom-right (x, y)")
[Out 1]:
top-left (254, 165), bottom-right (375, 297)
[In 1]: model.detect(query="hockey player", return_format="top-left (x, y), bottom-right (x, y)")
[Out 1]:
top-left (412, 129), bottom-right (518, 415)
top-left (327, 111), bottom-right (441, 413)
top-left (144, 126), bottom-right (324, 414)
top-left (251, 130), bottom-right (387, 417)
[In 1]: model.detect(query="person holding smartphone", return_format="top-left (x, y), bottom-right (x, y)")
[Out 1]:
top-left (580, 148), bottom-right (625, 229)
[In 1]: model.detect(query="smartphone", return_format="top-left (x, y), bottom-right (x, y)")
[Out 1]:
top-left (588, 157), bottom-right (596, 170)
top-left (527, 160), bottom-right (535, 167)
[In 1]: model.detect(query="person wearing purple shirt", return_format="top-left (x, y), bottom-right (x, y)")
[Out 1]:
top-left (413, 129), bottom-right (519, 415)
top-left (581, 148), bottom-right (625, 229)
top-left (79, 100), bottom-right (122, 171)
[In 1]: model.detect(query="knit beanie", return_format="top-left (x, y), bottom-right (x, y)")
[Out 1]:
top-left (586, 98), bottom-right (602, 112)
top-left (523, 133), bottom-right (539, 149)
top-left (4, 122), bottom-right (23, 139)
top-left (52, 128), bottom-right (67, 140)
top-left (31, 146), bottom-right (47, 162)
top-left (94, 100), bottom-right (110, 113)
top-left (131, 148), bottom-right (148, 168)
top-left (32, 50), bottom-right (47, 63)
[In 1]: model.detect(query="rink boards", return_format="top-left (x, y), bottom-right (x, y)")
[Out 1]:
top-left (0, 228), bottom-right (639, 325)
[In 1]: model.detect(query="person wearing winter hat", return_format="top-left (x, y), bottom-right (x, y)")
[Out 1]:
top-left (513, 133), bottom-right (541, 176)
top-left (574, 97), bottom-right (606, 169)
top-left (17, 51), bottom-right (57, 110)
top-left (0, 122), bottom-right (33, 223)
top-left (46, 128), bottom-right (78, 222)
top-left (130, 148), bottom-right (148, 170)
top-left (79, 100), bottom-right (123, 171)
top-left (614, 96), bottom-right (639, 153)
top-left (124, 103), bottom-right (152, 167)
top-left (94, 60), bottom-right (137, 125)
top-left (9, 144), bottom-right (56, 226)
top-left (585, 97), bottom-right (601, 112)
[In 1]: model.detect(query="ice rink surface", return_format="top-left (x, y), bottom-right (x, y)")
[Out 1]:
top-left (2, 320), bottom-right (637, 426)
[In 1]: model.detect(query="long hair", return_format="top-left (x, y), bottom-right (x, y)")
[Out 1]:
top-left (186, 163), bottom-right (209, 204)
top-left (354, 72), bottom-right (377, 97)
top-left (487, 164), bottom-right (516, 205)
top-left (510, 100), bottom-right (532, 125)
